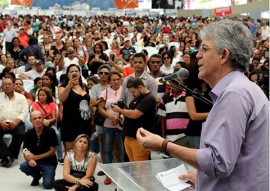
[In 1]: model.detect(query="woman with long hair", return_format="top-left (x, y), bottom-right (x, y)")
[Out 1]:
top-left (31, 86), bottom-right (64, 163)
top-left (53, 134), bottom-right (98, 191)
top-left (8, 37), bottom-right (24, 62)
top-left (58, 64), bottom-right (94, 154)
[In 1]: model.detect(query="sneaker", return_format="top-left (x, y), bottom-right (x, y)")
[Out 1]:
top-left (1, 156), bottom-right (14, 168)
top-left (97, 170), bottom-right (105, 176)
top-left (31, 175), bottom-right (41, 186)
top-left (58, 158), bottom-right (64, 165)
top-left (104, 177), bottom-right (111, 185)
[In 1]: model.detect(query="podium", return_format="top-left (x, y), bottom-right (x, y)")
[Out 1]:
top-left (99, 158), bottom-right (194, 191)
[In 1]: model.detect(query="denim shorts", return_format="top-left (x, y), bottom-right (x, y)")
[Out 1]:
top-left (95, 125), bottom-right (104, 134)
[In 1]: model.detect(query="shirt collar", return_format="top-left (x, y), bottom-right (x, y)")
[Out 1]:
top-left (209, 71), bottom-right (242, 103)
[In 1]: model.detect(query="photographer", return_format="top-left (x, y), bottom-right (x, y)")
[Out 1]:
top-left (59, 46), bottom-right (85, 73)
top-left (112, 77), bottom-right (156, 162)
top-left (97, 71), bottom-right (124, 185)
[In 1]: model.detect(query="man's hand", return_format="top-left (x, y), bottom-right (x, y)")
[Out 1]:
top-left (9, 119), bottom-right (21, 129)
top-left (111, 105), bottom-right (121, 113)
top-left (136, 128), bottom-right (164, 151)
top-left (179, 170), bottom-right (196, 189)
top-left (0, 121), bottom-right (9, 131)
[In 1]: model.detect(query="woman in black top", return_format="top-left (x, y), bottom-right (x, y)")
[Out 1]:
top-left (58, 64), bottom-right (94, 154)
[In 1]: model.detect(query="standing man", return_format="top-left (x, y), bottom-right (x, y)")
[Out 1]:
top-left (120, 53), bottom-right (157, 106)
top-left (2, 22), bottom-right (17, 52)
top-left (112, 77), bottom-right (156, 162)
top-left (0, 77), bottom-right (28, 168)
top-left (136, 19), bottom-right (269, 190)
top-left (20, 110), bottom-right (58, 189)
top-left (120, 38), bottom-right (136, 65)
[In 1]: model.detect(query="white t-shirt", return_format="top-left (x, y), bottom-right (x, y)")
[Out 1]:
top-left (23, 69), bottom-right (46, 80)
top-left (62, 57), bottom-right (80, 73)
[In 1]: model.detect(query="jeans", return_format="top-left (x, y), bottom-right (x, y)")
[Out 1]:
top-left (0, 123), bottom-right (25, 159)
top-left (51, 125), bottom-right (63, 159)
top-left (187, 136), bottom-right (201, 149)
top-left (20, 161), bottom-right (56, 189)
top-left (103, 127), bottom-right (124, 164)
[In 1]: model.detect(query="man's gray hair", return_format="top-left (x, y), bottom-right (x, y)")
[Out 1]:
top-left (199, 19), bottom-right (253, 72)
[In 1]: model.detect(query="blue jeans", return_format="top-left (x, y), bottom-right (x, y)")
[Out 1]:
top-left (20, 161), bottom-right (56, 189)
top-left (103, 127), bottom-right (124, 164)
top-left (187, 136), bottom-right (201, 149)
top-left (51, 125), bottom-right (63, 159)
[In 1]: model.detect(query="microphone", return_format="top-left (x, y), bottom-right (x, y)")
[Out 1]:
top-left (159, 68), bottom-right (189, 83)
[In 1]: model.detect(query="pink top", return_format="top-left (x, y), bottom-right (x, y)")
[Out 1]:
top-left (100, 86), bottom-right (122, 128)
top-left (32, 102), bottom-right (57, 119)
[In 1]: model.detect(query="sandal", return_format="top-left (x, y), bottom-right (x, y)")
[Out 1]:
top-left (104, 176), bottom-right (112, 185)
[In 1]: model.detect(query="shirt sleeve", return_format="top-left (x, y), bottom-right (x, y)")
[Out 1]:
top-left (197, 91), bottom-right (251, 178)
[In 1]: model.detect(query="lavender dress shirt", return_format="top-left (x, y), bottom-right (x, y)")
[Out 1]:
top-left (196, 71), bottom-right (269, 191)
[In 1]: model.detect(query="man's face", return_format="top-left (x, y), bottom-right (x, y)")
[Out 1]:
top-left (28, 56), bottom-right (36, 65)
top-left (149, 57), bottom-right (162, 72)
top-left (133, 57), bottom-right (146, 74)
top-left (196, 38), bottom-right (222, 87)
top-left (124, 40), bottom-right (130, 47)
top-left (128, 87), bottom-right (141, 98)
top-left (2, 78), bottom-right (14, 95)
top-left (35, 63), bottom-right (44, 72)
top-left (30, 111), bottom-right (44, 128)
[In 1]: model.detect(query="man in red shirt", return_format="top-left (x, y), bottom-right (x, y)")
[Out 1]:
top-left (17, 27), bottom-right (29, 47)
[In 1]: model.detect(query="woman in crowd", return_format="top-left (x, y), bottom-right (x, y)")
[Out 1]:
top-left (42, 73), bottom-right (59, 103)
top-left (8, 37), bottom-right (24, 62)
top-left (109, 39), bottom-right (121, 55)
top-left (85, 37), bottom-right (94, 56)
top-left (88, 43), bottom-right (109, 75)
top-left (0, 54), bottom-right (8, 67)
top-left (6, 58), bottom-right (19, 75)
top-left (32, 86), bottom-right (64, 163)
top-left (87, 76), bottom-right (100, 94)
top-left (59, 64), bottom-right (93, 153)
top-left (53, 134), bottom-right (98, 191)
top-left (49, 36), bottom-right (65, 60)
top-left (74, 38), bottom-right (89, 65)
top-left (90, 64), bottom-right (110, 176)
top-left (98, 70), bottom-right (124, 185)
top-left (29, 77), bottom-right (43, 99)
top-left (160, 51), bottom-right (174, 74)
top-left (41, 35), bottom-right (52, 60)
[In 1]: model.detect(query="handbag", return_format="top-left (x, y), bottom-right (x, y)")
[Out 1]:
top-left (94, 89), bottom-right (107, 126)
top-left (37, 102), bottom-right (52, 127)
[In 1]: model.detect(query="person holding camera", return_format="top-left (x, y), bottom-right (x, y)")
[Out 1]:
top-left (58, 64), bottom-right (93, 154)
top-left (59, 46), bottom-right (85, 74)
top-left (112, 77), bottom-right (156, 162)
top-left (97, 70), bottom-right (124, 185)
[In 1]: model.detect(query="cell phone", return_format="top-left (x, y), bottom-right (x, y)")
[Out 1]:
top-left (72, 73), bottom-right (77, 79)
top-left (111, 54), bottom-right (115, 61)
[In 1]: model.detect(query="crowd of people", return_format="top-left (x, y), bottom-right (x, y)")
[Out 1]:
top-left (0, 13), bottom-right (269, 190)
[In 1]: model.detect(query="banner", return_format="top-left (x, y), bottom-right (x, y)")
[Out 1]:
top-left (214, 6), bottom-right (232, 16)
top-left (152, 0), bottom-right (175, 9)
top-left (28, 0), bottom-right (138, 10)
top-left (11, 0), bottom-right (33, 7)
top-left (114, 0), bottom-right (138, 9)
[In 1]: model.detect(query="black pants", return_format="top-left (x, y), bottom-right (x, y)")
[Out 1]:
top-left (54, 179), bottom-right (98, 191)
top-left (0, 123), bottom-right (25, 159)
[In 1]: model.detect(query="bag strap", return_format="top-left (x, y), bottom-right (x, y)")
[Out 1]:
top-left (37, 102), bottom-right (48, 116)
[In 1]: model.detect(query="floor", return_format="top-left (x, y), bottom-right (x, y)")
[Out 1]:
top-left (0, 151), bottom-right (163, 191)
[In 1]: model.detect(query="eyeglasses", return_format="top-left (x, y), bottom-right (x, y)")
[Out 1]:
top-left (197, 45), bottom-right (215, 55)
top-left (163, 56), bottom-right (170, 60)
top-left (99, 72), bottom-right (109, 75)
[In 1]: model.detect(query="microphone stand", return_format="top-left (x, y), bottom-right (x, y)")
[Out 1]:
top-left (165, 79), bottom-right (213, 106)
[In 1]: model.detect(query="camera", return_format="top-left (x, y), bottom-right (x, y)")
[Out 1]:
top-left (72, 72), bottom-right (77, 79)
top-left (111, 101), bottom-right (125, 109)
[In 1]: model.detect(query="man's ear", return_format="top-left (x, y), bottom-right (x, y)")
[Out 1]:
top-left (221, 48), bottom-right (230, 65)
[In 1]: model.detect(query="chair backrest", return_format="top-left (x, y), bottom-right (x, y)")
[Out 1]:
top-left (23, 80), bottom-right (34, 92)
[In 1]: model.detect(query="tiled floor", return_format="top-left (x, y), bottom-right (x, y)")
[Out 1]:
top-left (0, 152), bottom-right (163, 191)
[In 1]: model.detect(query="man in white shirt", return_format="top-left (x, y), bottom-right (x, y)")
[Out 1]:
top-left (0, 77), bottom-right (28, 168)
top-left (19, 59), bottom-right (46, 80)
top-left (3, 22), bottom-right (17, 52)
